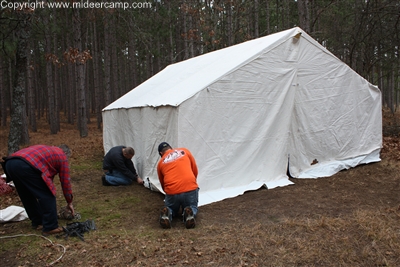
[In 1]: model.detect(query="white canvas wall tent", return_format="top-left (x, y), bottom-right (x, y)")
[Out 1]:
top-left (102, 27), bottom-right (382, 206)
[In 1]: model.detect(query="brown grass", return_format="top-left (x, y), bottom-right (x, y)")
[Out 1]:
top-left (1, 111), bottom-right (400, 267)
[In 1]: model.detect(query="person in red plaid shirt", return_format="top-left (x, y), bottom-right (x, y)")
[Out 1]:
top-left (3, 144), bottom-right (74, 236)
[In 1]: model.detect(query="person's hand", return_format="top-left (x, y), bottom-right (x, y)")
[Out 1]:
top-left (67, 202), bottom-right (75, 216)
top-left (137, 176), bottom-right (144, 185)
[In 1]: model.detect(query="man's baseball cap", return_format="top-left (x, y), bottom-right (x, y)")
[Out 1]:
top-left (158, 142), bottom-right (171, 153)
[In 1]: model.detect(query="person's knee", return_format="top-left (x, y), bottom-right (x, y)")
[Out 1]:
top-left (105, 175), bottom-right (132, 186)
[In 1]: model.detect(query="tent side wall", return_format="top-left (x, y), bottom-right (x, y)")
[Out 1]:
top-left (102, 106), bottom-right (179, 191)
top-left (288, 33), bottom-right (382, 178)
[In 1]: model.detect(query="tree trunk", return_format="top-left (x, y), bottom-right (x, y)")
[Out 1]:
top-left (27, 49), bottom-right (37, 132)
top-left (111, 16), bottom-right (119, 100)
top-left (388, 67), bottom-right (394, 114)
top-left (265, 0), bottom-right (270, 34)
top-left (104, 13), bottom-right (112, 105)
top-left (73, 8), bottom-right (88, 137)
top-left (9, 59), bottom-right (13, 110)
top-left (226, 1), bottom-right (233, 46)
top-left (92, 20), bottom-right (102, 129)
top-left (0, 57), bottom-right (7, 126)
top-left (44, 13), bottom-right (58, 134)
top-left (189, 12), bottom-right (194, 58)
top-left (62, 10), bottom-right (74, 124)
top-left (183, 5), bottom-right (189, 59)
top-left (128, 22), bottom-right (138, 88)
top-left (83, 22), bottom-right (91, 123)
top-left (254, 0), bottom-right (259, 38)
top-left (156, 38), bottom-right (162, 72)
top-left (297, 0), bottom-right (310, 33)
top-left (53, 21), bottom-right (60, 132)
top-left (168, 2), bottom-right (174, 63)
top-left (8, 11), bottom-right (30, 154)
top-left (146, 53), bottom-right (152, 79)
top-left (67, 58), bottom-right (75, 124)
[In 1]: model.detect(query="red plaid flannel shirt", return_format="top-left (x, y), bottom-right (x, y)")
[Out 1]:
top-left (12, 145), bottom-right (73, 203)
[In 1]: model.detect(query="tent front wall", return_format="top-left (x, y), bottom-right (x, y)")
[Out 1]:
top-left (287, 33), bottom-right (382, 177)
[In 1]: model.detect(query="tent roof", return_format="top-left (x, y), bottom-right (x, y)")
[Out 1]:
top-left (103, 27), bottom-right (302, 110)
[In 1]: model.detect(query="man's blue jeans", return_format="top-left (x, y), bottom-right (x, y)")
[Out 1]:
top-left (164, 188), bottom-right (199, 221)
top-left (105, 170), bottom-right (133, 185)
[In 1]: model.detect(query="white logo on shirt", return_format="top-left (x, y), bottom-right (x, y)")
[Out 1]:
top-left (163, 150), bottom-right (185, 163)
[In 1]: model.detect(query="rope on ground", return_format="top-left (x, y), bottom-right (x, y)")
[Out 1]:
top-left (0, 233), bottom-right (66, 266)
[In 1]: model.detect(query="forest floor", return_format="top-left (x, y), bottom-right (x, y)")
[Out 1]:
top-left (1, 109), bottom-right (400, 267)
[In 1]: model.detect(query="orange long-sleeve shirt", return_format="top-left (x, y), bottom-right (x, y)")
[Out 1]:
top-left (157, 148), bottom-right (198, 195)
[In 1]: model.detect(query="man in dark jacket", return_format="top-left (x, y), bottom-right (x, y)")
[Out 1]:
top-left (102, 146), bottom-right (143, 186)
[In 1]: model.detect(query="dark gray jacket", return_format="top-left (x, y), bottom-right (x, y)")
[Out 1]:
top-left (103, 146), bottom-right (138, 181)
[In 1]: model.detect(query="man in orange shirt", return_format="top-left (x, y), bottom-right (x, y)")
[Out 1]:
top-left (157, 142), bottom-right (199, 229)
